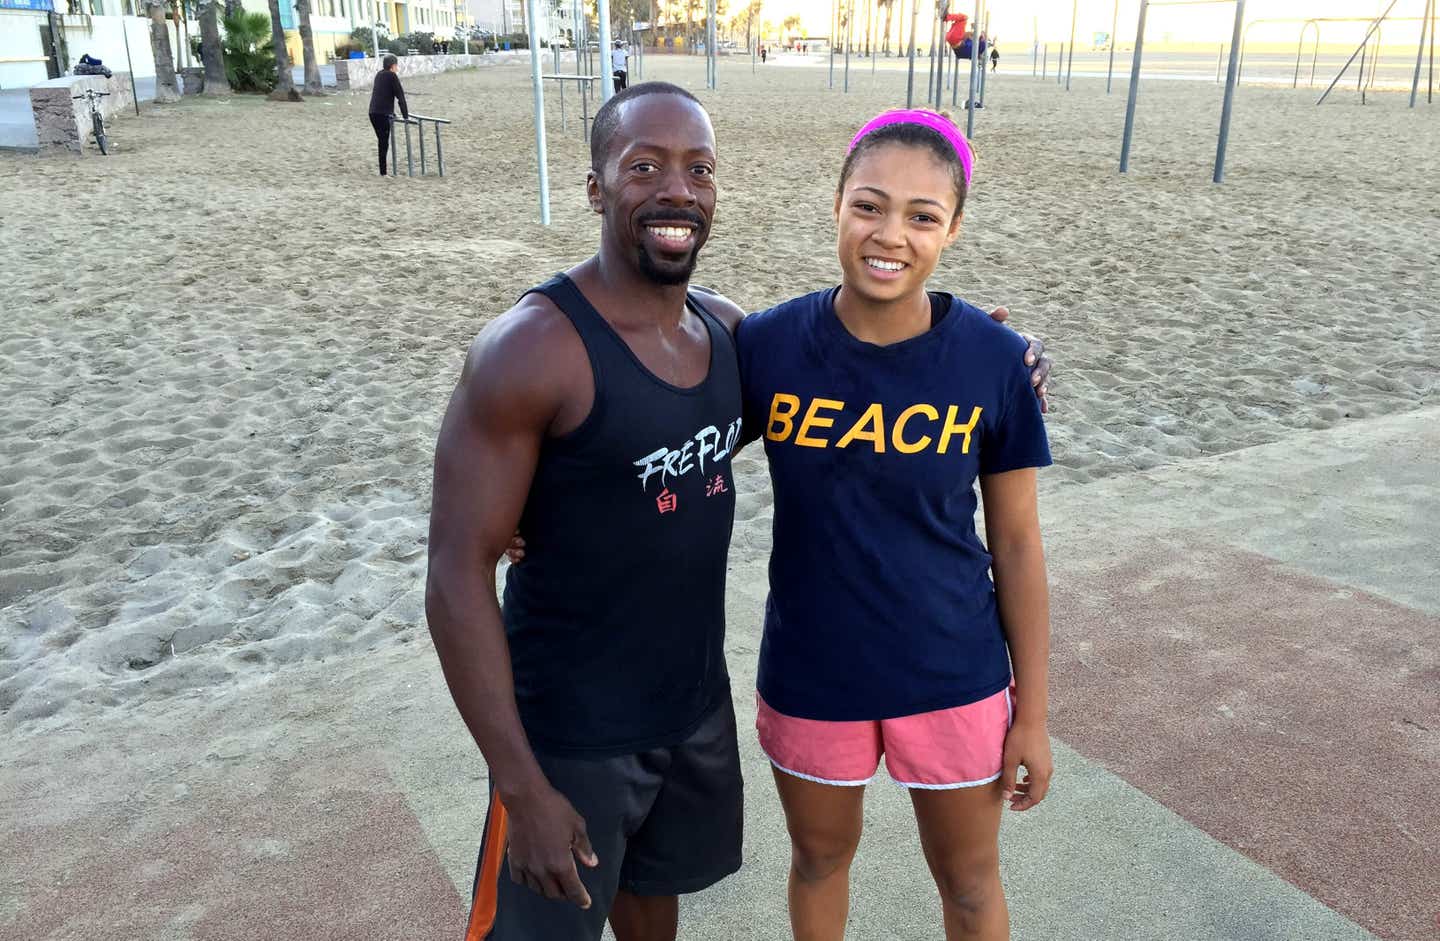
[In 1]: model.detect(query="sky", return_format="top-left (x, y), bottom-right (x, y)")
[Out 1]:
top-left (766, 0), bottom-right (1433, 51)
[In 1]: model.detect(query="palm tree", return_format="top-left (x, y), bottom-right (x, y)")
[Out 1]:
top-left (782, 12), bottom-right (799, 44)
top-left (143, 0), bottom-right (181, 101)
top-left (294, 0), bottom-right (324, 94)
top-left (197, 0), bottom-right (232, 94)
top-left (880, 0), bottom-right (895, 54)
top-left (265, 0), bottom-right (299, 99)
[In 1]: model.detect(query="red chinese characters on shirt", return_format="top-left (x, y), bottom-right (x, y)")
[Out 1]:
top-left (705, 474), bottom-right (728, 497)
top-left (656, 489), bottom-right (678, 514)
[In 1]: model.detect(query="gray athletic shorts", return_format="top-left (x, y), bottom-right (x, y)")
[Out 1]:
top-left (464, 698), bottom-right (744, 941)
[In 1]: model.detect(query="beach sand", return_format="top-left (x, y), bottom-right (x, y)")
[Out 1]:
top-left (1, 55), bottom-right (1436, 939)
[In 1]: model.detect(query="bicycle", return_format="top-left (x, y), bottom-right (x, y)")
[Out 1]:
top-left (71, 88), bottom-right (111, 155)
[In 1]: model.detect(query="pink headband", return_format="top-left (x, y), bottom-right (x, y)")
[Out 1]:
top-left (847, 109), bottom-right (974, 188)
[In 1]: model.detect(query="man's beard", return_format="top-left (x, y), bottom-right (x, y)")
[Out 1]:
top-left (637, 243), bottom-right (700, 285)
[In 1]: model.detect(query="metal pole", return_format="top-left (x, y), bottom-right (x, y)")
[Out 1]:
top-left (1119, 0), bottom-right (1148, 173)
top-left (707, 0), bottom-right (717, 88)
top-left (1317, 0), bottom-right (1400, 105)
top-left (1107, 0), bottom-right (1118, 93)
top-left (1370, 26), bottom-right (1384, 93)
top-left (598, 0), bottom-right (615, 100)
top-left (372, 24), bottom-right (380, 57)
top-left (403, 119), bottom-right (413, 176)
top-left (390, 114), bottom-right (397, 176)
top-left (1214, 0), bottom-right (1243, 184)
top-left (872, 0), bottom-right (878, 76)
top-left (567, 0), bottom-right (578, 75)
top-left (965, 0), bottom-right (978, 137)
top-left (1294, 26), bottom-right (1304, 88)
top-left (1430, 0), bottom-right (1436, 102)
top-left (121, 17), bottom-right (141, 116)
top-left (1057, 42), bottom-right (1063, 84)
top-left (435, 123), bottom-right (445, 177)
top-left (1042, 42), bottom-right (1047, 79)
top-left (1359, 40), bottom-right (1367, 100)
top-left (935, 3), bottom-right (946, 109)
top-left (581, 77), bottom-right (590, 141)
top-left (1065, 0), bottom-right (1075, 90)
top-left (926, 5), bottom-right (937, 99)
top-left (906, 0), bottom-right (919, 106)
top-left (830, 0), bottom-right (837, 87)
top-left (1217, 43), bottom-right (1223, 83)
top-left (949, 24), bottom-right (958, 105)
top-left (978, 9), bottom-right (989, 106)
top-left (418, 117), bottom-right (426, 173)
top-left (844, 0), bottom-right (852, 91)
top-left (526, 0), bottom-right (551, 224)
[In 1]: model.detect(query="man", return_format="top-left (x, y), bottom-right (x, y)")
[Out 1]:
top-left (611, 39), bottom-right (630, 91)
top-left (426, 82), bottom-right (1051, 941)
top-left (991, 42), bottom-right (1000, 72)
top-left (368, 55), bottom-right (409, 177)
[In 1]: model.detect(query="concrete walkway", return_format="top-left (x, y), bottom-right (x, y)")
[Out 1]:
top-left (3, 411), bottom-right (1433, 939)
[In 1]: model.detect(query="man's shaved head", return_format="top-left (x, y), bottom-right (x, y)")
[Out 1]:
top-left (589, 82), bottom-right (705, 176)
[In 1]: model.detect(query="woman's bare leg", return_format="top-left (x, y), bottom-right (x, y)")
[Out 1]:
top-left (771, 767), bottom-right (867, 941)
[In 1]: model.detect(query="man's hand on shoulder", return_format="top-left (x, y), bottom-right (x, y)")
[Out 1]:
top-left (987, 306), bottom-right (1054, 414)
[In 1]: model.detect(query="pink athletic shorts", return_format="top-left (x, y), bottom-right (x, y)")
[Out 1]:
top-left (756, 687), bottom-right (1013, 789)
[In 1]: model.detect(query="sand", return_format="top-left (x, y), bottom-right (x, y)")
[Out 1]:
top-left (0, 54), bottom-right (1436, 939)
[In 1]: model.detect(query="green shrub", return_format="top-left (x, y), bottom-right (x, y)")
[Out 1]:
top-left (397, 31), bottom-right (436, 54)
top-left (222, 11), bottom-right (277, 93)
top-left (348, 25), bottom-right (386, 54)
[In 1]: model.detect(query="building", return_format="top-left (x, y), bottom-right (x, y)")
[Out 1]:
top-left (0, 0), bottom-right (498, 93)
top-left (242, 0), bottom-right (467, 61)
top-left (465, 0), bottom-right (575, 45)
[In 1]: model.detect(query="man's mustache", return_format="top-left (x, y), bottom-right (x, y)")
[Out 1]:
top-left (636, 209), bottom-right (707, 231)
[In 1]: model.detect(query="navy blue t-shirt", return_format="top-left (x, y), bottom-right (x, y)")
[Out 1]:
top-left (737, 288), bottom-right (1052, 722)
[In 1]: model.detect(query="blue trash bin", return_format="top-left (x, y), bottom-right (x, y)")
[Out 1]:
top-left (348, 50), bottom-right (365, 59)
top-left (503, 41), bottom-right (510, 50)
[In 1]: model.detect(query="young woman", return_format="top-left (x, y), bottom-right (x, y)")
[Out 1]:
top-left (736, 109), bottom-right (1053, 941)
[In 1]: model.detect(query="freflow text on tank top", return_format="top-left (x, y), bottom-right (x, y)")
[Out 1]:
top-left (632, 418), bottom-right (744, 501)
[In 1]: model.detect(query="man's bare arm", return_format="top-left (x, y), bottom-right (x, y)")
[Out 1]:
top-left (425, 302), bottom-right (599, 908)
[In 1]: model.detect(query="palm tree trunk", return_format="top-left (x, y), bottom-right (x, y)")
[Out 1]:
top-left (266, 0), bottom-right (298, 96)
top-left (863, 0), bottom-right (871, 56)
top-left (295, 0), bottom-right (324, 94)
top-left (223, 0), bottom-right (242, 18)
top-left (143, 0), bottom-right (182, 101)
top-left (883, 0), bottom-right (894, 54)
top-left (198, 0), bottom-right (231, 93)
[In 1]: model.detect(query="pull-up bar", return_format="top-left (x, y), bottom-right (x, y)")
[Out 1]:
top-left (1120, 0), bottom-right (1246, 183)
top-left (1316, 0), bottom-right (1401, 105)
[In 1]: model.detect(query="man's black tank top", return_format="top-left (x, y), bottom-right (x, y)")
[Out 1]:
top-left (502, 274), bottom-right (743, 758)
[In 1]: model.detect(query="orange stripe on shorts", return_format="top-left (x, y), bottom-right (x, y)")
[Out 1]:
top-left (465, 792), bottom-right (510, 941)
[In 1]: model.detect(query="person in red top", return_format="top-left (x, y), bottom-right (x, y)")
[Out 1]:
top-left (945, 12), bottom-right (969, 60)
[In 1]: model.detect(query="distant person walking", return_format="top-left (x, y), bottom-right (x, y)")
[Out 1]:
top-left (991, 44), bottom-right (999, 71)
top-left (368, 55), bottom-right (410, 177)
top-left (760, 45), bottom-right (767, 64)
top-left (611, 40), bottom-right (629, 91)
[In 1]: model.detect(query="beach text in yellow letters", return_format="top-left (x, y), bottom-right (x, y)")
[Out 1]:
top-left (765, 394), bottom-right (984, 455)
